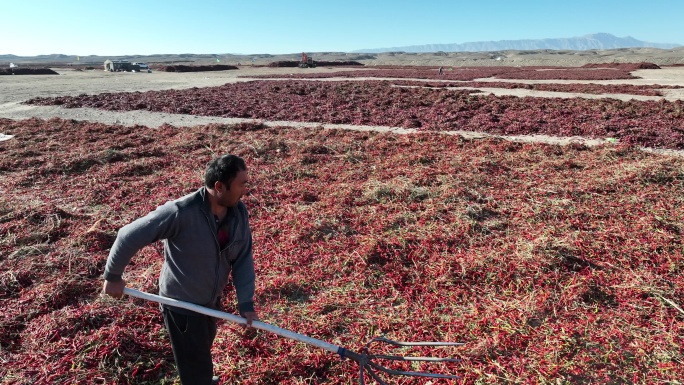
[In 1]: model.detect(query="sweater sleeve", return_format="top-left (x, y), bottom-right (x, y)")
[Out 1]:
top-left (103, 202), bottom-right (180, 282)
top-left (232, 208), bottom-right (256, 315)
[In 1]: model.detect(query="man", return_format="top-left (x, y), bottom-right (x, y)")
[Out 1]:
top-left (102, 154), bottom-right (258, 385)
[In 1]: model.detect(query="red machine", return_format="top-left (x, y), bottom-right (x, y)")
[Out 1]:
top-left (299, 52), bottom-right (316, 68)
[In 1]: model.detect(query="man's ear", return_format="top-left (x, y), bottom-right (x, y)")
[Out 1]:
top-left (215, 180), bottom-right (229, 192)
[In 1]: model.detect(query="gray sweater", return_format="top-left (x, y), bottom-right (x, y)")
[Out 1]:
top-left (104, 187), bottom-right (255, 314)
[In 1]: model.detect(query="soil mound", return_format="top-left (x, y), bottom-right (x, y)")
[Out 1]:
top-left (268, 60), bottom-right (363, 67)
top-left (0, 67), bottom-right (59, 75)
top-left (156, 64), bottom-right (238, 72)
top-left (581, 62), bottom-right (661, 70)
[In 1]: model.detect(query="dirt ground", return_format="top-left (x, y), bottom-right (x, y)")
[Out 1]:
top-left (2, 65), bottom-right (684, 154)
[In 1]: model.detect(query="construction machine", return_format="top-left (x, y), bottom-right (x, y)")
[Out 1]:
top-left (299, 52), bottom-right (316, 68)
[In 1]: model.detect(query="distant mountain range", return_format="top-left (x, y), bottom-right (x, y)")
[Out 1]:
top-left (1, 33), bottom-right (682, 65)
top-left (354, 33), bottom-right (682, 53)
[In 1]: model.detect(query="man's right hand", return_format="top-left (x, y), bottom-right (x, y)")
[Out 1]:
top-left (102, 279), bottom-right (126, 299)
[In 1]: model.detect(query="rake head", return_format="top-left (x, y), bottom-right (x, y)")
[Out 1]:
top-left (338, 336), bottom-right (464, 385)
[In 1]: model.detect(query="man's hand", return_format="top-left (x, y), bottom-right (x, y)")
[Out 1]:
top-left (242, 311), bottom-right (259, 328)
top-left (102, 279), bottom-right (126, 299)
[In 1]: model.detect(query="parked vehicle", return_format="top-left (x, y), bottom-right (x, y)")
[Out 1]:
top-left (299, 53), bottom-right (316, 68)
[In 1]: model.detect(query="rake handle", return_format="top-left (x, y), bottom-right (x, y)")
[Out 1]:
top-left (123, 288), bottom-right (342, 355)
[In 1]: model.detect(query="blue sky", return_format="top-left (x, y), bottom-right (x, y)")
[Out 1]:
top-left (1, 0), bottom-right (682, 56)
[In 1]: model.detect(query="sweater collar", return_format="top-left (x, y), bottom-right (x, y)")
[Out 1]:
top-left (197, 186), bottom-right (238, 218)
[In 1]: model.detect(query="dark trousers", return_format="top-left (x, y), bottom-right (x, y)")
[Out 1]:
top-left (162, 307), bottom-right (218, 385)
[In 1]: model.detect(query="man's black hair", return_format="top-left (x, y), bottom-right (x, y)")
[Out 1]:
top-left (204, 154), bottom-right (247, 189)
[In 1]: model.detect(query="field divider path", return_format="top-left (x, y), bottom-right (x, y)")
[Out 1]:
top-left (2, 100), bottom-right (682, 157)
top-left (240, 77), bottom-right (682, 101)
top-left (2, 67), bottom-right (684, 157)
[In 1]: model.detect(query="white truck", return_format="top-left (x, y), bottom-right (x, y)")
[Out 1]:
top-left (133, 62), bottom-right (151, 72)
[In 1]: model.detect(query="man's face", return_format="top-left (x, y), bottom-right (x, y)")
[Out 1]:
top-left (218, 170), bottom-right (249, 207)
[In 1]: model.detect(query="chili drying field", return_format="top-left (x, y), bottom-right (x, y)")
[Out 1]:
top-left (1, 64), bottom-right (683, 384)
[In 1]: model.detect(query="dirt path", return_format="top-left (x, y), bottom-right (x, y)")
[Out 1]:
top-left (2, 66), bottom-right (684, 156)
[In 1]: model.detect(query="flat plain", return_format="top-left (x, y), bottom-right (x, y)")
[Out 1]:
top-left (1, 54), bottom-right (683, 384)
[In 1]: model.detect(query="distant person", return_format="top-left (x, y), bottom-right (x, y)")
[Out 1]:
top-left (438, 66), bottom-right (443, 75)
top-left (102, 154), bottom-right (259, 385)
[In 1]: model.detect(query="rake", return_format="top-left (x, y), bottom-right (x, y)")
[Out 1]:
top-left (124, 288), bottom-right (463, 384)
